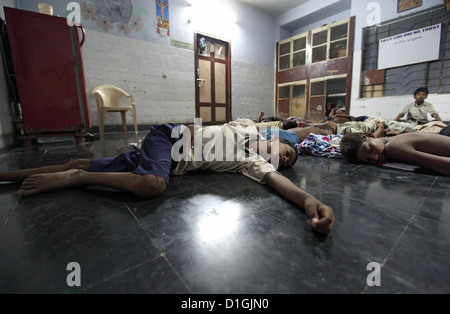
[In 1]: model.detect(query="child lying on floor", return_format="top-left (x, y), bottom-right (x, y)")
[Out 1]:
top-left (325, 118), bottom-right (416, 137)
top-left (0, 119), bottom-right (335, 234)
top-left (339, 132), bottom-right (450, 176)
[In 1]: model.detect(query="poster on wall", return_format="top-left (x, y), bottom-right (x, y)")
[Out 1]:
top-left (156, 0), bottom-right (170, 36)
top-left (397, 0), bottom-right (422, 13)
top-left (378, 24), bottom-right (441, 70)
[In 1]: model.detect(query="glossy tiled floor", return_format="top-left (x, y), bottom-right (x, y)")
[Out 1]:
top-left (0, 131), bottom-right (449, 294)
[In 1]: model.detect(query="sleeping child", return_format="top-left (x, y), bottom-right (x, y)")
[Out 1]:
top-left (339, 132), bottom-right (450, 176)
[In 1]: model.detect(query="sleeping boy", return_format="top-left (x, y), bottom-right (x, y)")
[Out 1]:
top-left (339, 132), bottom-right (450, 176)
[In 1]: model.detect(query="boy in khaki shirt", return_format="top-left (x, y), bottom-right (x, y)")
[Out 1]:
top-left (394, 87), bottom-right (442, 125)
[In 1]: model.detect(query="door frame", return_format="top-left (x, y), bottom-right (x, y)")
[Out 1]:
top-left (194, 32), bottom-right (232, 124)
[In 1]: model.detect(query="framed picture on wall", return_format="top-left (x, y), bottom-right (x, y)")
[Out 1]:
top-left (397, 0), bottom-right (422, 13)
top-left (446, 0), bottom-right (450, 12)
top-left (156, 0), bottom-right (170, 36)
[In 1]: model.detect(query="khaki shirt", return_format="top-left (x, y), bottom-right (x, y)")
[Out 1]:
top-left (171, 119), bottom-right (279, 183)
top-left (336, 117), bottom-right (416, 135)
top-left (255, 121), bottom-right (284, 129)
top-left (400, 101), bottom-right (438, 124)
top-left (336, 117), bottom-right (382, 135)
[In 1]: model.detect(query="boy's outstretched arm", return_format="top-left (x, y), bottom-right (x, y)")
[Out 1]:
top-left (394, 113), bottom-right (404, 121)
top-left (388, 144), bottom-right (450, 176)
top-left (263, 171), bottom-right (335, 234)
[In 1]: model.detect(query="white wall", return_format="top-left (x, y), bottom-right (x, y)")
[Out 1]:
top-left (275, 0), bottom-right (351, 42)
top-left (290, 9), bottom-right (351, 37)
top-left (2, 0), bottom-right (448, 148)
top-left (83, 29), bottom-right (195, 125)
top-left (349, 0), bottom-right (450, 121)
top-left (12, 0), bottom-right (277, 129)
top-left (173, 0), bottom-right (276, 68)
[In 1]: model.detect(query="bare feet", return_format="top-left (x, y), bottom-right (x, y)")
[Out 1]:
top-left (17, 169), bottom-right (85, 197)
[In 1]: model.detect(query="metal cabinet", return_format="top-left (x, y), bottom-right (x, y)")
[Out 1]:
top-left (4, 7), bottom-right (90, 146)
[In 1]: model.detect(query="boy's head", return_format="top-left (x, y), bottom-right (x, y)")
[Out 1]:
top-left (414, 87), bottom-right (429, 102)
top-left (340, 133), bottom-right (386, 164)
top-left (270, 137), bottom-right (298, 169)
top-left (414, 87), bottom-right (429, 97)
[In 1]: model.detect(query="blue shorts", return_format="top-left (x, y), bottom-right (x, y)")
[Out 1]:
top-left (88, 123), bottom-right (181, 184)
top-left (260, 128), bottom-right (299, 146)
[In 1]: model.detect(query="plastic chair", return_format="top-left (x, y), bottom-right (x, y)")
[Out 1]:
top-left (92, 85), bottom-right (138, 138)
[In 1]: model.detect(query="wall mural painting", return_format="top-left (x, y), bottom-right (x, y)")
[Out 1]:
top-left (80, 0), bottom-right (150, 41)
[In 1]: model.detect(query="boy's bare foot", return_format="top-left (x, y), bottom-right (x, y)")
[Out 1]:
top-left (17, 169), bottom-right (85, 197)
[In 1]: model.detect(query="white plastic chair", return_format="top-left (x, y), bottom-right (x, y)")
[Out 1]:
top-left (92, 85), bottom-right (138, 138)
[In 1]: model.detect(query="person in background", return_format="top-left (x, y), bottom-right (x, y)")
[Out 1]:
top-left (394, 87), bottom-right (443, 125)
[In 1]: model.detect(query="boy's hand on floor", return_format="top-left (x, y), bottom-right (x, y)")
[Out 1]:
top-left (304, 197), bottom-right (335, 234)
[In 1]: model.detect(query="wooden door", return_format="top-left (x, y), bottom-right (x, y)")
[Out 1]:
top-left (308, 18), bottom-right (354, 119)
top-left (290, 83), bottom-right (307, 118)
top-left (276, 17), bottom-right (354, 121)
top-left (194, 33), bottom-right (231, 124)
top-left (308, 80), bottom-right (326, 121)
top-left (277, 85), bottom-right (290, 117)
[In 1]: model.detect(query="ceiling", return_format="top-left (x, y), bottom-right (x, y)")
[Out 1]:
top-left (239, 0), bottom-right (311, 16)
top-left (239, 0), bottom-right (352, 31)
